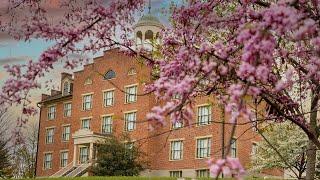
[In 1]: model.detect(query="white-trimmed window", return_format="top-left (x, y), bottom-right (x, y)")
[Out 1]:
top-left (45, 128), bottom-right (54, 144)
top-left (79, 146), bottom-right (89, 163)
top-left (60, 151), bottom-right (68, 167)
top-left (82, 94), bottom-right (93, 110)
top-left (196, 137), bottom-right (211, 158)
top-left (103, 90), bottom-right (114, 107)
top-left (63, 103), bottom-right (72, 117)
top-left (62, 126), bottom-right (70, 141)
top-left (44, 153), bottom-right (52, 169)
top-left (124, 111), bottom-right (136, 131)
top-left (197, 105), bottom-right (211, 126)
top-left (81, 119), bottom-right (90, 130)
top-left (251, 142), bottom-right (258, 156)
top-left (170, 140), bottom-right (183, 160)
top-left (172, 121), bottom-right (183, 129)
top-left (196, 169), bottom-right (210, 178)
top-left (102, 116), bottom-right (112, 134)
top-left (170, 171), bottom-right (182, 178)
top-left (47, 106), bottom-right (56, 120)
top-left (231, 138), bottom-right (237, 158)
top-left (63, 81), bottom-right (71, 96)
top-left (125, 85), bottom-right (137, 103)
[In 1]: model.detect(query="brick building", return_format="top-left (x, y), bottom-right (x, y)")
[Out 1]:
top-left (35, 13), bottom-right (280, 178)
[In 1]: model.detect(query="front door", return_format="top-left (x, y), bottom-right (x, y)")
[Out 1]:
top-left (79, 146), bottom-right (89, 164)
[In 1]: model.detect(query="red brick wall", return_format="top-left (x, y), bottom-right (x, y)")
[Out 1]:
top-left (36, 49), bottom-right (281, 177)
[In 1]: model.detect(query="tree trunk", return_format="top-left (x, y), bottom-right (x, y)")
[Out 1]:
top-left (306, 90), bottom-right (319, 180)
top-left (306, 141), bottom-right (316, 180)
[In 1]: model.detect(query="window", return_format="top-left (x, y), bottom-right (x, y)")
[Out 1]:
top-left (63, 81), bottom-right (71, 95)
top-left (251, 142), bottom-right (258, 156)
top-left (104, 70), bottom-right (116, 80)
top-left (102, 116), bottom-right (112, 134)
top-left (125, 85), bottom-right (137, 103)
top-left (124, 142), bottom-right (134, 158)
top-left (44, 153), bottom-right (52, 169)
top-left (170, 140), bottom-right (183, 160)
top-left (231, 138), bottom-right (237, 158)
top-left (45, 128), bottom-right (54, 144)
top-left (169, 171), bottom-right (182, 178)
top-left (63, 103), bottom-right (72, 117)
top-left (62, 126), bottom-right (70, 141)
top-left (47, 106), bottom-right (56, 120)
top-left (172, 121), bottom-right (183, 129)
top-left (103, 90), bottom-right (114, 107)
top-left (196, 169), bottom-right (210, 178)
top-left (81, 119), bottom-right (90, 130)
top-left (82, 94), bottom-right (93, 110)
top-left (124, 112), bottom-right (136, 131)
top-left (128, 68), bottom-right (137, 75)
top-left (60, 151), bottom-right (68, 167)
top-left (196, 137), bottom-right (211, 158)
top-left (172, 93), bottom-right (182, 100)
top-left (197, 105), bottom-right (211, 126)
top-left (79, 147), bottom-right (89, 164)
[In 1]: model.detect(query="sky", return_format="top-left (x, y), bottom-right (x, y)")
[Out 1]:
top-left (0, 0), bottom-right (177, 128)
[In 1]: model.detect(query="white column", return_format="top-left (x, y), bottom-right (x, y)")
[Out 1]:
top-left (89, 143), bottom-right (93, 163)
top-left (73, 145), bottom-right (77, 166)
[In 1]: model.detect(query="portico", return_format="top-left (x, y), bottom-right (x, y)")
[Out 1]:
top-left (72, 129), bottom-right (108, 166)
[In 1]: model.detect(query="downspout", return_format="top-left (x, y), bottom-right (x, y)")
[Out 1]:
top-left (220, 105), bottom-right (225, 178)
top-left (34, 102), bottom-right (42, 178)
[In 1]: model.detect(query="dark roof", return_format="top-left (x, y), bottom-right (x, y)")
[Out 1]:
top-left (39, 93), bottom-right (72, 104)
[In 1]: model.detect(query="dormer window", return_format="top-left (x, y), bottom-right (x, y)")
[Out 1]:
top-left (63, 81), bottom-right (72, 96)
top-left (104, 70), bottom-right (116, 80)
top-left (128, 68), bottom-right (137, 75)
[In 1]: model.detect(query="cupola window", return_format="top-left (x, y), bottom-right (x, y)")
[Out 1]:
top-left (63, 81), bottom-right (72, 95)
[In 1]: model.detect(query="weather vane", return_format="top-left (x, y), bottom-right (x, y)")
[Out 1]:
top-left (148, 0), bottom-right (151, 14)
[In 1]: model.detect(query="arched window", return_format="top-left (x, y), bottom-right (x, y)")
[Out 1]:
top-left (136, 31), bottom-right (142, 44)
top-left (145, 30), bottom-right (153, 41)
top-left (128, 68), bottom-right (137, 75)
top-left (104, 70), bottom-right (116, 80)
top-left (63, 81), bottom-right (70, 95)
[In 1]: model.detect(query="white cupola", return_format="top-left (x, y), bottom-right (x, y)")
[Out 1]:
top-left (133, 3), bottom-right (164, 51)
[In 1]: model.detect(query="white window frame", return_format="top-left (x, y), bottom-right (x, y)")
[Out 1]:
top-left (45, 127), bottom-right (55, 144)
top-left (62, 125), bottom-right (71, 142)
top-left (81, 118), bottom-right (91, 130)
top-left (251, 142), bottom-right (258, 156)
top-left (63, 102), bottom-right (72, 117)
top-left (47, 105), bottom-right (56, 120)
top-left (197, 105), bottom-right (211, 126)
top-left (196, 169), bottom-right (210, 178)
top-left (124, 111), bottom-right (137, 131)
top-left (125, 84), bottom-right (137, 103)
top-left (231, 138), bottom-right (237, 158)
top-left (44, 152), bottom-right (53, 170)
top-left (60, 150), bottom-right (68, 168)
top-left (79, 146), bottom-right (89, 164)
top-left (101, 115), bottom-right (113, 134)
top-left (172, 121), bottom-right (183, 129)
top-left (196, 136), bottom-right (211, 159)
top-left (170, 140), bottom-right (183, 160)
top-left (82, 93), bottom-right (93, 110)
top-left (169, 171), bottom-right (182, 178)
top-left (103, 89), bottom-right (114, 107)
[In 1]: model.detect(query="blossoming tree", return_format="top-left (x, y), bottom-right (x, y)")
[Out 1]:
top-left (1, 0), bottom-right (320, 179)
